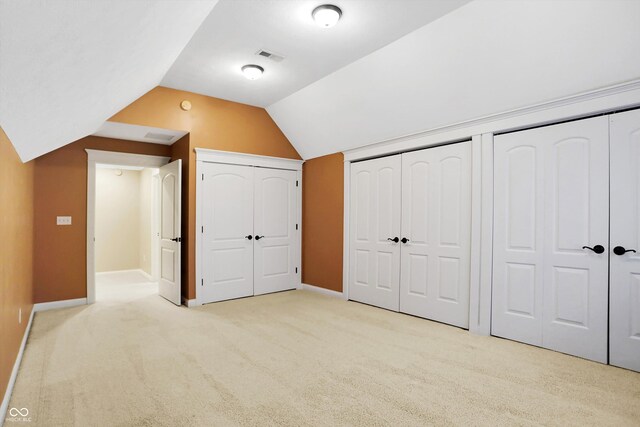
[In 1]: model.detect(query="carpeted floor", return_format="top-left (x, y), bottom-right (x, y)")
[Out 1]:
top-left (8, 288), bottom-right (640, 426)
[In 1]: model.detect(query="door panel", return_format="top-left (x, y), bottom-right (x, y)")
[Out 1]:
top-left (350, 155), bottom-right (401, 311)
top-left (158, 160), bottom-right (182, 306)
top-left (493, 117), bottom-right (609, 363)
top-left (254, 168), bottom-right (297, 295)
top-left (400, 142), bottom-right (471, 328)
top-left (201, 163), bottom-right (254, 303)
top-left (610, 109), bottom-right (640, 372)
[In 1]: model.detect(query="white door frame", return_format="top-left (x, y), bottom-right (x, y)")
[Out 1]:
top-left (86, 149), bottom-right (171, 304)
top-left (194, 148), bottom-right (304, 307)
top-left (343, 80), bottom-right (640, 335)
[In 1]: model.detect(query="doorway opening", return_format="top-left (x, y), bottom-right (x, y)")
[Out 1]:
top-left (86, 149), bottom-right (174, 305)
top-left (94, 164), bottom-right (160, 302)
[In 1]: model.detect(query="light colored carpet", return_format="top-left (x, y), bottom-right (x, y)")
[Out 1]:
top-left (9, 288), bottom-right (640, 426)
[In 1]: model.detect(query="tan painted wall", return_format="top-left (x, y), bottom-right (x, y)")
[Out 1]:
top-left (138, 168), bottom-right (155, 276)
top-left (95, 169), bottom-right (142, 272)
top-left (0, 128), bottom-right (34, 405)
top-left (110, 86), bottom-right (301, 299)
top-left (301, 153), bottom-right (344, 292)
top-left (33, 136), bottom-right (172, 303)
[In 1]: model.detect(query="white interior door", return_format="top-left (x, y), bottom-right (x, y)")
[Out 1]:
top-left (253, 167), bottom-right (298, 295)
top-left (492, 117), bottom-right (609, 363)
top-left (349, 155), bottom-right (401, 311)
top-left (201, 163), bottom-right (254, 303)
top-left (610, 109), bottom-right (640, 372)
top-left (158, 159), bottom-right (182, 306)
top-left (400, 142), bottom-right (472, 328)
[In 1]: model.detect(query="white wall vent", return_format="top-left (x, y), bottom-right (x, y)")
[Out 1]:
top-left (255, 49), bottom-right (284, 62)
top-left (144, 132), bottom-right (175, 142)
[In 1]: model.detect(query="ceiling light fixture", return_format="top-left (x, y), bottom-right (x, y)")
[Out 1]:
top-left (312, 4), bottom-right (342, 28)
top-left (241, 64), bottom-right (264, 80)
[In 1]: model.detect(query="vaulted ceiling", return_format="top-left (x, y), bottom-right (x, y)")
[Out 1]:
top-left (1, 0), bottom-right (639, 162)
top-left (0, 0), bottom-right (218, 161)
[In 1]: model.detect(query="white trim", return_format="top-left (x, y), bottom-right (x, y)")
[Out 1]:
top-left (301, 283), bottom-right (344, 299)
top-left (342, 160), bottom-right (351, 302)
top-left (476, 133), bottom-right (495, 335)
top-left (296, 169), bottom-right (303, 290)
top-left (34, 298), bottom-right (87, 312)
top-left (343, 79), bottom-right (640, 161)
top-left (0, 308), bottom-right (34, 426)
top-left (195, 148), bottom-right (303, 171)
top-left (86, 150), bottom-right (170, 304)
top-left (468, 135), bottom-right (483, 334)
top-left (195, 152), bottom-right (304, 306)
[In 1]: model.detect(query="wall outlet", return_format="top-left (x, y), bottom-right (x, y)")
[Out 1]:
top-left (19, 307), bottom-right (22, 324)
top-left (57, 216), bottom-right (72, 225)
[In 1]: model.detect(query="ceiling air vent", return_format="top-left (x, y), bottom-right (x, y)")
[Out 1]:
top-left (144, 132), bottom-right (174, 142)
top-left (255, 49), bottom-right (284, 62)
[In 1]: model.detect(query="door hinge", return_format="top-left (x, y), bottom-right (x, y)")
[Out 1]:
top-left (201, 226), bottom-right (204, 233)
top-left (296, 223), bottom-right (298, 230)
top-left (295, 267), bottom-right (298, 274)
top-left (296, 180), bottom-right (298, 187)
top-left (201, 278), bottom-right (203, 286)
top-left (202, 173), bottom-right (204, 181)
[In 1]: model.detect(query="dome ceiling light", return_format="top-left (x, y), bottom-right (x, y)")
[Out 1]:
top-left (312, 4), bottom-right (342, 28)
top-left (241, 64), bottom-right (264, 80)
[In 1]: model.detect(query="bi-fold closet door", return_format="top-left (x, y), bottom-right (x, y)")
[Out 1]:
top-left (200, 162), bottom-right (298, 304)
top-left (349, 142), bottom-right (472, 328)
top-left (492, 110), bottom-right (640, 371)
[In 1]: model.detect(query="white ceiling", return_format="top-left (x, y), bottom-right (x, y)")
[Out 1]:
top-left (161, 0), bottom-right (470, 108)
top-left (268, 0), bottom-right (640, 159)
top-left (0, 0), bottom-right (217, 162)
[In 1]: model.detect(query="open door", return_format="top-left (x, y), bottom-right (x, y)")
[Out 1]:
top-left (159, 159), bottom-right (182, 305)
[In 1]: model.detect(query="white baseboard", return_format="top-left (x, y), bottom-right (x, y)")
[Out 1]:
top-left (1, 307), bottom-right (35, 425)
top-left (34, 298), bottom-right (87, 312)
top-left (182, 297), bottom-right (201, 308)
top-left (301, 283), bottom-right (345, 299)
top-left (96, 268), bottom-right (152, 278)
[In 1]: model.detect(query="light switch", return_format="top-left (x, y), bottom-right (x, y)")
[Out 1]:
top-left (57, 216), bottom-right (72, 225)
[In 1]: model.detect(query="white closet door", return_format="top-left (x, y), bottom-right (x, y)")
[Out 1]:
top-left (254, 167), bottom-right (298, 295)
top-left (349, 155), bottom-right (402, 311)
top-left (399, 142), bottom-right (471, 328)
top-left (493, 117), bottom-right (609, 363)
top-left (201, 163), bottom-right (254, 303)
top-left (492, 131), bottom-right (545, 346)
top-left (610, 109), bottom-right (640, 372)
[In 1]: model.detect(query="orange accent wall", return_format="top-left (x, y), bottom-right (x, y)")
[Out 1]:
top-left (0, 128), bottom-right (34, 404)
top-left (110, 86), bottom-right (301, 299)
top-left (302, 153), bottom-right (344, 292)
top-left (33, 136), bottom-right (172, 303)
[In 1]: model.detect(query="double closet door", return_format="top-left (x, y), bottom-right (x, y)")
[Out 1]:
top-left (492, 109), bottom-right (640, 371)
top-left (349, 142), bottom-right (472, 328)
top-left (200, 162), bottom-right (298, 304)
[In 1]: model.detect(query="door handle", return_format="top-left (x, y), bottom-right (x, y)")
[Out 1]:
top-left (613, 246), bottom-right (636, 256)
top-left (401, 237), bottom-right (410, 244)
top-left (255, 235), bottom-right (265, 240)
top-left (582, 245), bottom-right (604, 254)
top-left (387, 237), bottom-right (399, 243)
top-left (245, 235), bottom-right (253, 240)
top-left (170, 237), bottom-right (182, 242)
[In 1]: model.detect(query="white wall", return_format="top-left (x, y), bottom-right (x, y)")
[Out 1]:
top-left (96, 169), bottom-right (144, 273)
top-left (268, 0), bottom-right (640, 159)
